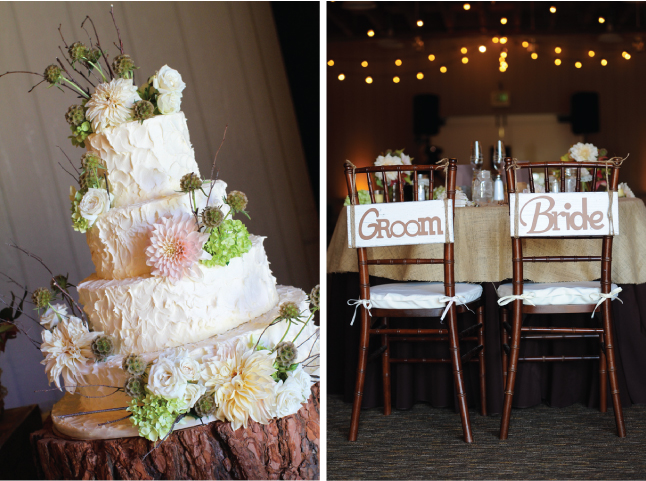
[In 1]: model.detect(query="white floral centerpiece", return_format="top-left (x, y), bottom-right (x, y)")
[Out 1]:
top-left (374, 149), bottom-right (413, 186)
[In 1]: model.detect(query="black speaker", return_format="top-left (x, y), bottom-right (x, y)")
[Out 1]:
top-left (413, 94), bottom-right (442, 137)
top-left (571, 92), bottom-right (599, 135)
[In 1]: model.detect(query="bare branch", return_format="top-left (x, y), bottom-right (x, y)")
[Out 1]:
top-left (81, 15), bottom-right (114, 78)
top-left (27, 79), bottom-right (46, 93)
top-left (58, 146), bottom-right (80, 174)
top-left (110, 5), bottom-right (124, 55)
top-left (58, 46), bottom-right (95, 89)
top-left (57, 23), bottom-right (69, 49)
top-left (56, 57), bottom-right (90, 97)
top-left (58, 162), bottom-right (79, 182)
top-left (98, 414), bottom-right (132, 426)
top-left (57, 406), bottom-right (129, 419)
top-left (207, 126), bottom-right (228, 202)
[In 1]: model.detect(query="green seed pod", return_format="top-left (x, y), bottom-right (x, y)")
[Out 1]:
top-left (112, 54), bottom-right (136, 78)
top-left (67, 42), bottom-right (88, 63)
top-left (275, 341), bottom-right (298, 369)
top-left (201, 205), bottom-right (224, 229)
top-left (309, 285), bottom-right (320, 309)
top-left (65, 105), bottom-right (85, 126)
top-left (44, 64), bottom-right (62, 84)
top-left (79, 170), bottom-right (94, 191)
top-left (122, 353), bottom-right (147, 377)
top-left (279, 301), bottom-right (300, 320)
top-left (194, 393), bottom-right (216, 418)
top-left (124, 375), bottom-right (145, 399)
top-left (51, 274), bottom-right (70, 294)
top-left (226, 191), bottom-right (248, 213)
top-left (80, 152), bottom-right (103, 171)
top-left (86, 48), bottom-right (102, 64)
top-left (91, 335), bottom-right (115, 362)
top-left (32, 287), bottom-right (52, 310)
top-left (179, 172), bottom-right (203, 193)
top-left (132, 100), bottom-right (154, 121)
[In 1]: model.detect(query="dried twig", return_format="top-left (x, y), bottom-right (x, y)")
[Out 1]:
top-left (142, 413), bottom-right (186, 460)
top-left (58, 46), bottom-right (96, 88)
top-left (27, 79), bottom-right (46, 93)
top-left (57, 24), bottom-right (69, 49)
top-left (207, 126), bottom-right (228, 202)
top-left (56, 57), bottom-right (90, 97)
top-left (58, 146), bottom-right (80, 174)
top-left (252, 316), bottom-right (284, 351)
top-left (98, 414), bottom-right (132, 426)
top-left (110, 5), bottom-right (124, 55)
top-left (57, 406), bottom-right (129, 419)
top-left (81, 15), bottom-right (114, 78)
top-left (58, 162), bottom-right (78, 182)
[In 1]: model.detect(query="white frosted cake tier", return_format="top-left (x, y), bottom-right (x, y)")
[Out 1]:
top-left (86, 112), bottom-right (200, 208)
top-left (86, 182), bottom-right (229, 280)
top-left (52, 286), bottom-right (319, 440)
top-left (77, 236), bottom-right (279, 354)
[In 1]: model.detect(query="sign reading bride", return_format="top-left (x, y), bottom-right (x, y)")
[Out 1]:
top-left (510, 192), bottom-right (619, 237)
top-left (347, 200), bottom-right (454, 248)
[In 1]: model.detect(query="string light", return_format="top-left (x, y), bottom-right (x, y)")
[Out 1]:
top-left (499, 65), bottom-right (507, 72)
top-left (327, 60), bottom-right (334, 67)
top-left (599, 17), bottom-right (605, 24)
top-left (588, 50), bottom-right (595, 57)
top-left (361, 60), bottom-right (368, 67)
top-left (440, 66), bottom-right (447, 73)
top-left (531, 52), bottom-right (538, 59)
top-left (395, 59), bottom-right (402, 66)
top-left (601, 59), bottom-right (608, 66)
top-left (522, 41), bottom-right (529, 48)
top-left (499, 56), bottom-right (506, 63)
top-left (461, 47), bottom-right (468, 54)
top-left (338, 73), bottom-right (345, 81)
top-left (550, 6), bottom-right (556, 13)
top-left (367, 29), bottom-right (375, 37)
top-left (555, 46), bottom-right (562, 54)
top-left (393, 76), bottom-right (400, 83)
top-left (417, 72), bottom-right (424, 79)
top-left (500, 17), bottom-right (508, 25)
top-left (417, 20), bottom-right (424, 27)
top-left (500, 51), bottom-right (508, 58)
top-left (575, 61), bottom-right (582, 68)
top-left (462, 57), bottom-right (469, 64)
top-left (555, 59), bottom-right (562, 65)
top-left (492, 37), bottom-right (499, 43)
top-left (463, 3), bottom-right (471, 10)
top-left (365, 76), bottom-right (373, 84)
top-left (479, 45), bottom-right (486, 53)
top-left (500, 37), bottom-right (508, 44)
top-left (500, 61), bottom-right (508, 68)
top-left (624, 52), bottom-right (631, 60)
top-left (428, 54), bottom-right (436, 61)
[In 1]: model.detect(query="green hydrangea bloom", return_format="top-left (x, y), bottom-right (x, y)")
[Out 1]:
top-left (69, 121), bottom-right (92, 148)
top-left (128, 394), bottom-right (188, 442)
top-left (202, 219), bottom-right (252, 267)
top-left (343, 189), bottom-right (371, 206)
top-left (70, 186), bottom-right (90, 233)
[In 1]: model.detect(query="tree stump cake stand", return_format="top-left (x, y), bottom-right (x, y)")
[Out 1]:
top-left (30, 383), bottom-right (319, 480)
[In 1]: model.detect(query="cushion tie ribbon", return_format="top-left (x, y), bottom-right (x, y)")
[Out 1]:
top-left (589, 287), bottom-right (623, 318)
top-left (347, 298), bottom-right (372, 326)
top-left (497, 292), bottom-right (537, 306)
top-left (438, 295), bottom-right (473, 321)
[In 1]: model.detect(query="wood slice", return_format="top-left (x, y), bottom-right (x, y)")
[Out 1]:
top-left (30, 383), bottom-right (319, 480)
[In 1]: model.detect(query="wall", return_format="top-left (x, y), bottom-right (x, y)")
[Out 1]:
top-left (0, 1), bottom-right (318, 410)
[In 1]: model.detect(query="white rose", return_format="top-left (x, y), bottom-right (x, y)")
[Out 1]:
top-left (290, 364), bottom-right (313, 400)
top-left (374, 153), bottom-right (403, 183)
top-left (179, 382), bottom-right (206, 410)
top-left (157, 92), bottom-right (182, 115)
top-left (272, 372), bottom-right (309, 419)
top-left (153, 65), bottom-right (186, 95)
top-left (39, 303), bottom-right (69, 330)
top-left (78, 188), bottom-right (113, 224)
top-left (569, 142), bottom-right (598, 162)
top-left (400, 153), bottom-right (412, 165)
top-left (177, 355), bottom-right (201, 381)
top-left (148, 356), bottom-right (188, 399)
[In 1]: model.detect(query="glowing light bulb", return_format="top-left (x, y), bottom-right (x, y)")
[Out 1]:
top-left (575, 61), bottom-right (582, 68)
top-left (501, 51), bottom-right (508, 58)
top-left (479, 45), bottom-right (486, 53)
top-left (601, 59), bottom-right (608, 66)
top-left (428, 54), bottom-right (436, 62)
top-left (588, 50), bottom-right (595, 58)
top-left (550, 6), bottom-right (556, 13)
top-left (555, 58), bottom-right (562, 66)
top-left (367, 29), bottom-right (375, 37)
top-left (531, 52), bottom-right (538, 59)
top-left (599, 17), bottom-right (605, 24)
top-left (416, 72), bottom-right (424, 79)
top-left (328, 60), bottom-right (334, 67)
top-left (361, 60), bottom-right (368, 67)
top-left (440, 66), bottom-right (447, 73)
top-left (500, 61), bottom-right (508, 68)
top-left (522, 41), bottom-right (529, 48)
top-left (500, 37), bottom-right (508, 44)
top-left (500, 17), bottom-right (508, 25)
top-left (555, 46), bottom-right (562, 54)
top-left (365, 76), bottom-right (373, 84)
top-left (395, 59), bottom-right (402, 66)
top-left (463, 3), bottom-right (471, 10)
top-left (624, 53), bottom-right (631, 60)
top-left (338, 73), bottom-right (345, 81)
top-left (417, 20), bottom-right (424, 27)
top-left (462, 57), bottom-right (469, 64)
top-left (393, 76), bottom-right (400, 83)
top-left (492, 37), bottom-right (499, 43)
top-left (499, 65), bottom-right (507, 72)
top-left (461, 47), bottom-right (467, 54)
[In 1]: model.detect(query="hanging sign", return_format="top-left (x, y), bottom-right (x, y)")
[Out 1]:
top-left (509, 192), bottom-right (619, 237)
top-left (347, 200), bottom-right (453, 248)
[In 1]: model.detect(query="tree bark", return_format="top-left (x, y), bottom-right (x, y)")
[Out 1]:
top-left (31, 383), bottom-right (319, 480)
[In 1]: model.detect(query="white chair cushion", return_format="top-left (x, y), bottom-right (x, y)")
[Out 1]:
top-left (496, 281), bottom-right (620, 306)
top-left (369, 282), bottom-right (483, 310)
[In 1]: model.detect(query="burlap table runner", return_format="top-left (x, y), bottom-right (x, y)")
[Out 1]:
top-left (327, 197), bottom-right (646, 284)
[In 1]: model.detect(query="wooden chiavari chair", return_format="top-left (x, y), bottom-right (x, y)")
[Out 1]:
top-left (498, 157), bottom-right (626, 440)
top-left (344, 158), bottom-right (486, 444)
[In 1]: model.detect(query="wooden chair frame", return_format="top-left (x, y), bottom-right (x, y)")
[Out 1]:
top-left (344, 159), bottom-right (486, 444)
top-left (500, 157), bottom-right (626, 440)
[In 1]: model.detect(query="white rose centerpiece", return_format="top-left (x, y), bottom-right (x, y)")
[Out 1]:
top-left (153, 66), bottom-right (185, 115)
top-left (374, 149), bottom-right (413, 184)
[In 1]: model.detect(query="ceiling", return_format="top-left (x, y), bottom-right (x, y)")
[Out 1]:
top-left (328, 1), bottom-right (645, 44)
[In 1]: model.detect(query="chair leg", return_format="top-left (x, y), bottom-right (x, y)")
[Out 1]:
top-left (602, 303), bottom-right (626, 437)
top-left (501, 307), bottom-right (509, 390)
top-left (348, 307), bottom-right (371, 441)
top-left (447, 307), bottom-right (474, 443)
top-left (599, 331), bottom-right (608, 413)
top-left (381, 318), bottom-right (392, 416)
top-left (500, 301), bottom-right (523, 440)
top-left (477, 305), bottom-right (487, 416)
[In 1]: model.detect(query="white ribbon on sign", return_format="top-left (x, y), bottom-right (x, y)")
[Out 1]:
top-left (589, 287), bottom-right (623, 318)
top-left (347, 298), bottom-right (373, 326)
top-left (497, 292), bottom-right (537, 306)
top-left (438, 295), bottom-right (473, 321)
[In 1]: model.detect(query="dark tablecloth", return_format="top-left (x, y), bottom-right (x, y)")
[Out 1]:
top-left (328, 273), bottom-right (646, 413)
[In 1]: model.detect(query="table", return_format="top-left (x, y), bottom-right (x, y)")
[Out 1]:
top-left (327, 198), bottom-right (646, 414)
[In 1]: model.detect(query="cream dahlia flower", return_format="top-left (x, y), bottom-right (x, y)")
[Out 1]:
top-left (85, 78), bottom-right (141, 133)
top-left (145, 213), bottom-right (211, 283)
top-left (201, 338), bottom-right (277, 431)
top-left (569, 142), bottom-right (598, 163)
top-left (40, 316), bottom-right (100, 392)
